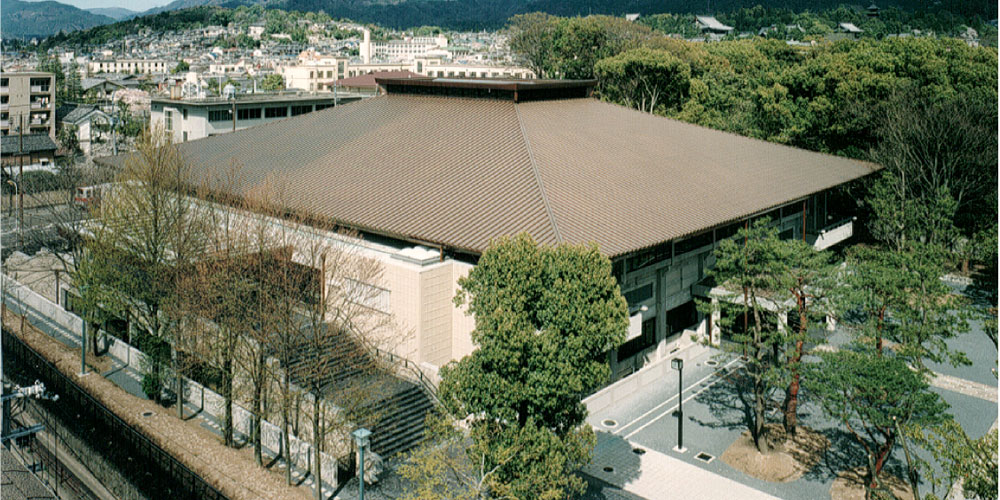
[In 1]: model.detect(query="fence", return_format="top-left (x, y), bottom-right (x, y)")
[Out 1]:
top-left (2, 328), bottom-right (228, 500)
top-left (2, 273), bottom-right (339, 493)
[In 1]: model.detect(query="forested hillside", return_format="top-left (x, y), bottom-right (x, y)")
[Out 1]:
top-left (2, 0), bottom-right (115, 39)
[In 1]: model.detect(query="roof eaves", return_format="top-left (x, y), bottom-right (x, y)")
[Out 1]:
top-left (606, 174), bottom-right (878, 258)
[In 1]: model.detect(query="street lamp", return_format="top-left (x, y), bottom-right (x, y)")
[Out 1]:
top-left (352, 427), bottom-right (372, 500)
top-left (671, 358), bottom-right (686, 453)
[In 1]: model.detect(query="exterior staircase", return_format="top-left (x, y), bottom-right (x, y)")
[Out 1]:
top-left (367, 380), bottom-right (435, 457)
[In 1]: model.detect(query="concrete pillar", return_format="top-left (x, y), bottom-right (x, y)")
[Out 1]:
top-left (710, 298), bottom-right (721, 346)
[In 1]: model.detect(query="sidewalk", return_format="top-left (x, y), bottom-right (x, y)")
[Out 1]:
top-left (584, 431), bottom-right (779, 500)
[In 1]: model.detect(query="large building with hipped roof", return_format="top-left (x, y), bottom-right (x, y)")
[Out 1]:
top-left (100, 77), bottom-right (876, 383)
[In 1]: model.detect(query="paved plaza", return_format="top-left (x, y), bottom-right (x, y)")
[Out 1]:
top-left (586, 298), bottom-right (998, 500)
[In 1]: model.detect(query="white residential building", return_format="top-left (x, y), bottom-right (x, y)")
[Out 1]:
top-left (89, 59), bottom-right (176, 75)
top-left (150, 92), bottom-right (363, 143)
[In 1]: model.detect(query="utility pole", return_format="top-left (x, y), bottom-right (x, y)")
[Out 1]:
top-left (18, 114), bottom-right (24, 248)
top-left (231, 97), bottom-right (236, 132)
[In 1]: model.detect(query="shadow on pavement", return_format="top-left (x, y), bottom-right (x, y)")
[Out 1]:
top-left (580, 431), bottom-right (643, 499)
top-left (803, 427), bottom-right (908, 486)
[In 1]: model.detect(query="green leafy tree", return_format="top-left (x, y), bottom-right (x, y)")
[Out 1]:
top-left (594, 47), bottom-right (691, 114)
top-left (261, 73), bottom-right (284, 91)
top-left (806, 349), bottom-right (949, 497)
top-left (57, 123), bottom-right (81, 158)
top-left (506, 13), bottom-right (558, 78)
top-left (65, 62), bottom-right (82, 102)
top-left (906, 420), bottom-right (998, 500)
top-left (437, 233), bottom-right (628, 497)
top-left (706, 219), bottom-right (786, 451)
top-left (775, 238), bottom-right (834, 435)
top-left (868, 88), bottom-right (997, 251)
top-left (172, 60), bottom-right (190, 74)
top-left (838, 243), bottom-right (971, 370)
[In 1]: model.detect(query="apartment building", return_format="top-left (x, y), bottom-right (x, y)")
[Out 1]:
top-left (150, 91), bottom-right (363, 143)
top-left (88, 59), bottom-right (175, 75)
top-left (0, 72), bottom-right (56, 139)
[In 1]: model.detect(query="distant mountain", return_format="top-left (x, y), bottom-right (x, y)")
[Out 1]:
top-left (140, 0), bottom-right (256, 17)
top-left (2, 0), bottom-right (115, 39)
top-left (86, 7), bottom-right (140, 20)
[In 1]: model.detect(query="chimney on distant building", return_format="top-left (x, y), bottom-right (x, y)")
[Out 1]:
top-left (361, 29), bottom-right (372, 64)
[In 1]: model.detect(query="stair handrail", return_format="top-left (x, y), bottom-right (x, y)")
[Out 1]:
top-left (373, 347), bottom-right (441, 405)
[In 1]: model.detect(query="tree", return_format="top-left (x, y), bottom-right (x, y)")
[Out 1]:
top-left (75, 126), bottom-right (206, 403)
top-left (906, 419), bottom-right (998, 500)
top-left (706, 219), bottom-right (786, 451)
top-left (806, 349), bottom-right (949, 497)
top-left (172, 60), bottom-right (190, 74)
top-left (838, 243), bottom-right (971, 370)
top-left (594, 47), bottom-right (691, 114)
top-left (65, 62), bottom-right (82, 102)
top-left (506, 13), bottom-right (558, 78)
top-left (399, 412), bottom-right (514, 500)
top-left (438, 233), bottom-right (628, 497)
top-left (776, 238), bottom-right (834, 435)
top-left (57, 124), bottom-right (81, 158)
top-left (867, 87), bottom-right (997, 251)
top-left (261, 73), bottom-right (284, 91)
top-left (287, 225), bottom-right (396, 500)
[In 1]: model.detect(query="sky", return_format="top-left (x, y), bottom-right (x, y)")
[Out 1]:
top-left (24, 0), bottom-right (172, 11)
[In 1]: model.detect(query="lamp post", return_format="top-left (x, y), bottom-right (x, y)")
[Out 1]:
top-left (352, 427), bottom-right (372, 500)
top-left (671, 358), bottom-right (685, 453)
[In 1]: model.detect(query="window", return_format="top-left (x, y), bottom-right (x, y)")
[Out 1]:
top-left (182, 109), bottom-right (188, 120)
top-left (290, 105), bottom-right (312, 116)
top-left (182, 132), bottom-right (188, 142)
top-left (209, 109), bottom-right (232, 122)
top-left (165, 110), bottom-right (173, 131)
top-left (265, 106), bottom-right (287, 118)
top-left (623, 283), bottom-right (654, 307)
top-left (314, 103), bottom-right (332, 111)
top-left (674, 231), bottom-right (714, 256)
top-left (237, 107), bottom-right (261, 120)
top-left (666, 301), bottom-right (698, 335)
top-left (332, 278), bottom-right (391, 313)
top-left (618, 317), bottom-right (656, 362)
top-left (326, 71), bottom-right (332, 78)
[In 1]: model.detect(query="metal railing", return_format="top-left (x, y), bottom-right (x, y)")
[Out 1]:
top-left (30, 85), bottom-right (51, 93)
top-left (373, 347), bottom-right (440, 405)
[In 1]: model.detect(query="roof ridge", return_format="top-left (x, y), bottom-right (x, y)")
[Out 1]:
top-left (513, 101), bottom-right (563, 245)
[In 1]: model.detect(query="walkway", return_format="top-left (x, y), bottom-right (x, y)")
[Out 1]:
top-left (929, 372), bottom-right (998, 403)
top-left (584, 431), bottom-right (778, 500)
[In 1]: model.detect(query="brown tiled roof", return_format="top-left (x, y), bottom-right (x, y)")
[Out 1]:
top-left (100, 94), bottom-right (876, 257)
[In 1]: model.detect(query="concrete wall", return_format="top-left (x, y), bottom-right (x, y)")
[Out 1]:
top-left (419, 262), bottom-right (455, 367)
